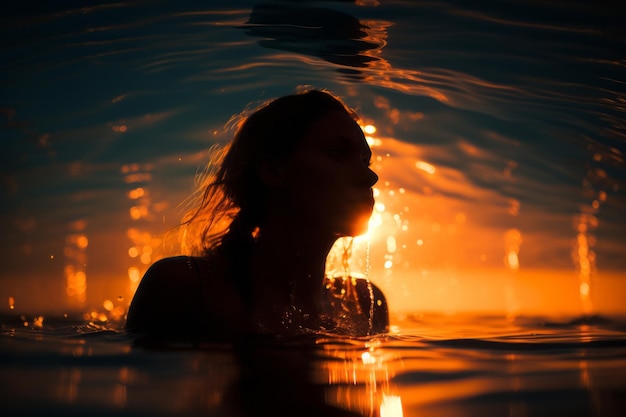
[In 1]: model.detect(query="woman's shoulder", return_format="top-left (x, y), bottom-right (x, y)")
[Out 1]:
top-left (145, 255), bottom-right (208, 275)
top-left (327, 276), bottom-right (389, 335)
top-left (354, 277), bottom-right (389, 334)
top-left (352, 277), bottom-right (386, 304)
top-left (125, 256), bottom-right (209, 333)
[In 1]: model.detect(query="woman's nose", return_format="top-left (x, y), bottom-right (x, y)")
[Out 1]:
top-left (366, 166), bottom-right (378, 188)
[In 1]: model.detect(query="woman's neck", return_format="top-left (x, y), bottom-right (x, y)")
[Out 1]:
top-left (248, 217), bottom-right (337, 319)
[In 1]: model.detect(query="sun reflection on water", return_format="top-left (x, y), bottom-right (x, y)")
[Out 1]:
top-left (323, 341), bottom-right (404, 417)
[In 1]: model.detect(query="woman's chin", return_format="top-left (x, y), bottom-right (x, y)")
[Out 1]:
top-left (335, 220), bottom-right (371, 238)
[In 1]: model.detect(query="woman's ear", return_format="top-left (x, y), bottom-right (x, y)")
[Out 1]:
top-left (256, 156), bottom-right (285, 187)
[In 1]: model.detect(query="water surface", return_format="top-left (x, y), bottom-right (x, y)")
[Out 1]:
top-left (1, 1), bottom-right (626, 415)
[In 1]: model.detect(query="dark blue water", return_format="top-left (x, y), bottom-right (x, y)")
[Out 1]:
top-left (1, 1), bottom-right (626, 415)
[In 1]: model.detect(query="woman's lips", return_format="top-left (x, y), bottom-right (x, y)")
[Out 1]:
top-left (352, 196), bottom-right (375, 210)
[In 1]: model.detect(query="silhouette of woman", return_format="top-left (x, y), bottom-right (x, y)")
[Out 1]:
top-left (125, 88), bottom-right (388, 341)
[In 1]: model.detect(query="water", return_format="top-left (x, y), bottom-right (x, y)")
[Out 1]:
top-left (1, 0), bottom-right (626, 415)
top-left (2, 314), bottom-right (626, 416)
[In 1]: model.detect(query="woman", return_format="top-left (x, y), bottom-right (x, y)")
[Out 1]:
top-left (125, 88), bottom-right (389, 340)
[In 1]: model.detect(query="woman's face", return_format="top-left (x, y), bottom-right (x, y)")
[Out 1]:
top-left (279, 109), bottom-right (378, 237)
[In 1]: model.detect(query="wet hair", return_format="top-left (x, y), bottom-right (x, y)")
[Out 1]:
top-left (179, 88), bottom-right (359, 257)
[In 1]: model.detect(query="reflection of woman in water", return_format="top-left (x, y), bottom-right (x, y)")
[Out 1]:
top-left (125, 88), bottom-right (388, 340)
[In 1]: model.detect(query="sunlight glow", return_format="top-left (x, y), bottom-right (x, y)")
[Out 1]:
top-left (128, 267), bottom-right (141, 282)
top-left (380, 394), bottom-right (404, 417)
top-left (506, 251), bottom-right (520, 271)
top-left (33, 315), bottom-right (44, 329)
top-left (504, 229), bottom-right (522, 271)
top-left (574, 209), bottom-right (595, 313)
top-left (361, 351), bottom-right (377, 365)
top-left (363, 124), bottom-right (377, 135)
top-left (579, 282), bottom-right (590, 297)
top-left (65, 221), bottom-right (88, 306)
top-left (128, 187), bottom-right (145, 199)
top-left (103, 299), bottom-right (114, 311)
top-left (415, 160), bottom-right (436, 175)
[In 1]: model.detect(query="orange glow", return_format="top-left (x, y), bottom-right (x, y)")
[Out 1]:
top-left (361, 351), bottom-right (376, 365)
top-left (76, 235), bottom-right (89, 249)
top-left (28, 315), bottom-right (44, 329)
top-left (112, 124), bottom-right (128, 133)
top-left (103, 299), bottom-right (114, 311)
top-left (123, 162), bottom-right (162, 299)
top-left (64, 222), bottom-right (88, 307)
top-left (324, 345), bottom-right (403, 416)
top-left (506, 251), bottom-right (520, 271)
top-left (330, 125), bottom-right (626, 318)
top-left (574, 204), bottom-right (596, 313)
top-left (128, 267), bottom-right (141, 282)
top-left (128, 187), bottom-right (145, 199)
top-left (579, 282), bottom-right (590, 297)
top-left (129, 205), bottom-right (149, 220)
top-left (14, 79), bottom-right (620, 321)
top-left (380, 395), bottom-right (404, 417)
top-left (123, 173), bottom-right (153, 183)
top-left (415, 160), bottom-right (436, 175)
top-left (363, 124), bottom-right (377, 135)
top-left (504, 229), bottom-right (522, 271)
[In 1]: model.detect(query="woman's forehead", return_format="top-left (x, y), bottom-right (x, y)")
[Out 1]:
top-left (306, 110), bottom-right (367, 143)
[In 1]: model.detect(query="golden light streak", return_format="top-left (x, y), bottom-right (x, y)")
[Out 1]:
top-left (575, 231), bottom-right (594, 314)
top-left (415, 160), bottom-right (436, 175)
top-left (124, 163), bottom-right (161, 299)
top-left (65, 221), bottom-right (88, 306)
top-left (504, 229), bottom-right (522, 271)
top-left (506, 251), bottom-right (520, 271)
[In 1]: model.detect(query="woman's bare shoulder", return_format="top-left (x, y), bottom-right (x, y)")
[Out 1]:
top-left (145, 255), bottom-right (205, 276)
top-left (125, 256), bottom-right (207, 332)
top-left (354, 277), bottom-right (389, 334)
top-left (327, 276), bottom-right (389, 335)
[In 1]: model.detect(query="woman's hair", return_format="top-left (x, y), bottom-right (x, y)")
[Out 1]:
top-left (178, 87), bottom-right (359, 257)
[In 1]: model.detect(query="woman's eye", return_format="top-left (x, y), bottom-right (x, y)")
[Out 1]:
top-left (326, 145), bottom-right (351, 160)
